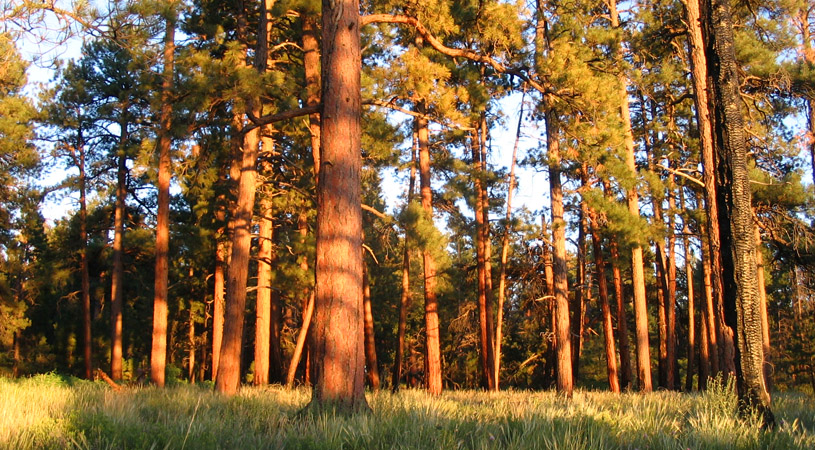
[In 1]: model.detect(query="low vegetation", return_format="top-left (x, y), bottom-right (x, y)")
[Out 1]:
top-left (2, 374), bottom-right (814, 449)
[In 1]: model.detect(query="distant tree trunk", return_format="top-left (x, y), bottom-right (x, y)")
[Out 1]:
top-left (150, 11), bottom-right (175, 387)
top-left (667, 180), bottom-right (678, 389)
top-left (682, 189), bottom-right (697, 392)
top-left (212, 241), bottom-right (225, 380)
top-left (362, 261), bottom-right (379, 390)
top-left (392, 133), bottom-right (417, 392)
top-left (754, 225), bottom-right (772, 391)
top-left (110, 122), bottom-right (128, 381)
top-left (188, 297), bottom-right (196, 382)
top-left (702, 0), bottom-right (774, 426)
top-left (609, 241), bottom-right (633, 390)
top-left (590, 207), bottom-right (620, 393)
top-left (495, 92), bottom-right (525, 389)
top-left (571, 171), bottom-right (589, 386)
top-left (699, 304), bottom-right (711, 390)
top-left (545, 107), bottom-right (573, 397)
top-left (287, 290), bottom-right (314, 387)
top-left (254, 181), bottom-right (274, 386)
top-left (309, 0), bottom-right (368, 410)
top-left (417, 102), bottom-right (443, 396)
top-left (478, 114), bottom-right (496, 391)
top-left (473, 120), bottom-right (495, 391)
top-left (609, 0), bottom-right (652, 392)
top-left (302, 13), bottom-right (321, 176)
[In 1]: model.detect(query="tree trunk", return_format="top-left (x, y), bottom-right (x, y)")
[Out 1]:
top-left (150, 12), bottom-right (175, 387)
top-left (609, 241), bottom-right (633, 390)
top-left (495, 92), bottom-right (525, 389)
top-left (212, 240), bottom-right (225, 380)
top-left (309, 0), bottom-right (368, 410)
top-left (754, 224), bottom-right (772, 391)
top-left (362, 261), bottom-right (379, 390)
top-left (110, 122), bottom-right (128, 381)
top-left (188, 297), bottom-right (196, 382)
top-left (682, 189), bottom-right (697, 391)
top-left (685, 0), bottom-right (734, 379)
top-left (609, 0), bottom-right (652, 392)
top-left (417, 104), bottom-right (443, 396)
top-left (590, 207), bottom-right (620, 393)
top-left (478, 114), bottom-right (496, 391)
top-left (302, 13), bottom-right (321, 176)
top-left (392, 132), bottom-right (417, 392)
top-left (473, 121), bottom-right (495, 391)
top-left (702, 0), bottom-right (774, 426)
top-left (571, 173), bottom-right (589, 386)
top-left (216, 120), bottom-right (260, 395)
top-left (254, 182), bottom-right (274, 386)
top-left (545, 107), bottom-right (573, 397)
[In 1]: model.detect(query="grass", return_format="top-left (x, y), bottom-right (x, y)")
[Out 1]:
top-left (1, 374), bottom-right (814, 449)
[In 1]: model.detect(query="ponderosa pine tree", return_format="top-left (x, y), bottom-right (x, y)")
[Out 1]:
top-left (702, 0), bottom-right (775, 426)
top-left (308, 0), bottom-right (368, 410)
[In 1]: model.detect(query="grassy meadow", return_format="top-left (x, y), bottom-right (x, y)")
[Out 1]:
top-left (1, 374), bottom-right (814, 449)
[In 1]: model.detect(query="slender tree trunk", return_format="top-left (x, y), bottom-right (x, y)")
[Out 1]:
top-left (287, 291), bottom-right (314, 387)
top-left (610, 241), bottom-right (633, 390)
top-left (110, 123), bottom-right (128, 381)
top-left (545, 107), bottom-right (573, 397)
top-left (682, 188), bottom-right (697, 391)
top-left (212, 241), bottom-right (225, 380)
top-left (699, 303), bottom-right (710, 390)
top-left (150, 11), bottom-right (175, 387)
top-left (362, 261), bottom-right (380, 390)
top-left (479, 114), bottom-right (497, 391)
top-left (754, 224), bottom-right (772, 391)
top-left (473, 122), bottom-right (495, 391)
top-left (302, 13), bottom-right (321, 176)
top-left (609, 0), bottom-right (652, 392)
top-left (495, 91), bottom-right (525, 389)
top-left (571, 173), bottom-right (589, 386)
top-left (702, 0), bottom-right (774, 425)
top-left (254, 184), bottom-right (274, 386)
top-left (216, 120), bottom-right (260, 394)
top-left (667, 179), bottom-right (678, 389)
top-left (590, 208), bottom-right (620, 393)
top-left (417, 103), bottom-right (443, 396)
top-left (309, 0), bottom-right (368, 410)
top-left (188, 298), bottom-right (196, 382)
top-left (392, 132), bottom-right (417, 392)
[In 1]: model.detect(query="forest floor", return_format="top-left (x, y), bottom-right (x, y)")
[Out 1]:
top-left (1, 374), bottom-right (814, 449)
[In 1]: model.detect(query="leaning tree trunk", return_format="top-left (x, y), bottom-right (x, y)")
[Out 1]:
top-left (309, 0), bottom-right (368, 410)
top-left (150, 11), bottom-right (175, 387)
top-left (702, 0), bottom-right (774, 426)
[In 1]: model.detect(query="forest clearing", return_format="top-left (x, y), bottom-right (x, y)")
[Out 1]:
top-left (2, 374), bottom-right (814, 449)
top-left (2, 0), bottom-right (815, 444)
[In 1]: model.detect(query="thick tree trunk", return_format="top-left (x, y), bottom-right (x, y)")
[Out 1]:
top-left (362, 262), bottom-right (379, 390)
top-left (545, 108), bottom-right (573, 397)
top-left (685, 0), bottom-right (734, 379)
top-left (150, 13), bottom-right (175, 387)
top-left (392, 135), bottom-right (417, 392)
top-left (699, 304), bottom-right (711, 390)
top-left (309, 0), bottom-right (368, 410)
top-left (702, 0), bottom-right (774, 426)
top-left (110, 123), bottom-right (128, 381)
top-left (417, 105), bottom-right (443, 396)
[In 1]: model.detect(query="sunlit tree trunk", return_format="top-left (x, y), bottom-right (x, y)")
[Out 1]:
top-left (151, 10), bottom-right (175, 387)
top-left (309, 0), bottom-right (368, 410)
top-left (754, 225), bottom-right (771, 391)
top-left (590, 207), bottom-right (620, 393)
top-left (473, 120), bottom-right (495, 391)
top-left (362, 261), bottom-right (379, 390)
top-left (417, 102), bottom-right (443, 396)
top-left (212, 240), bottom-right (225, 380)
top-left (392, 132), bottom-right (417, 392)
